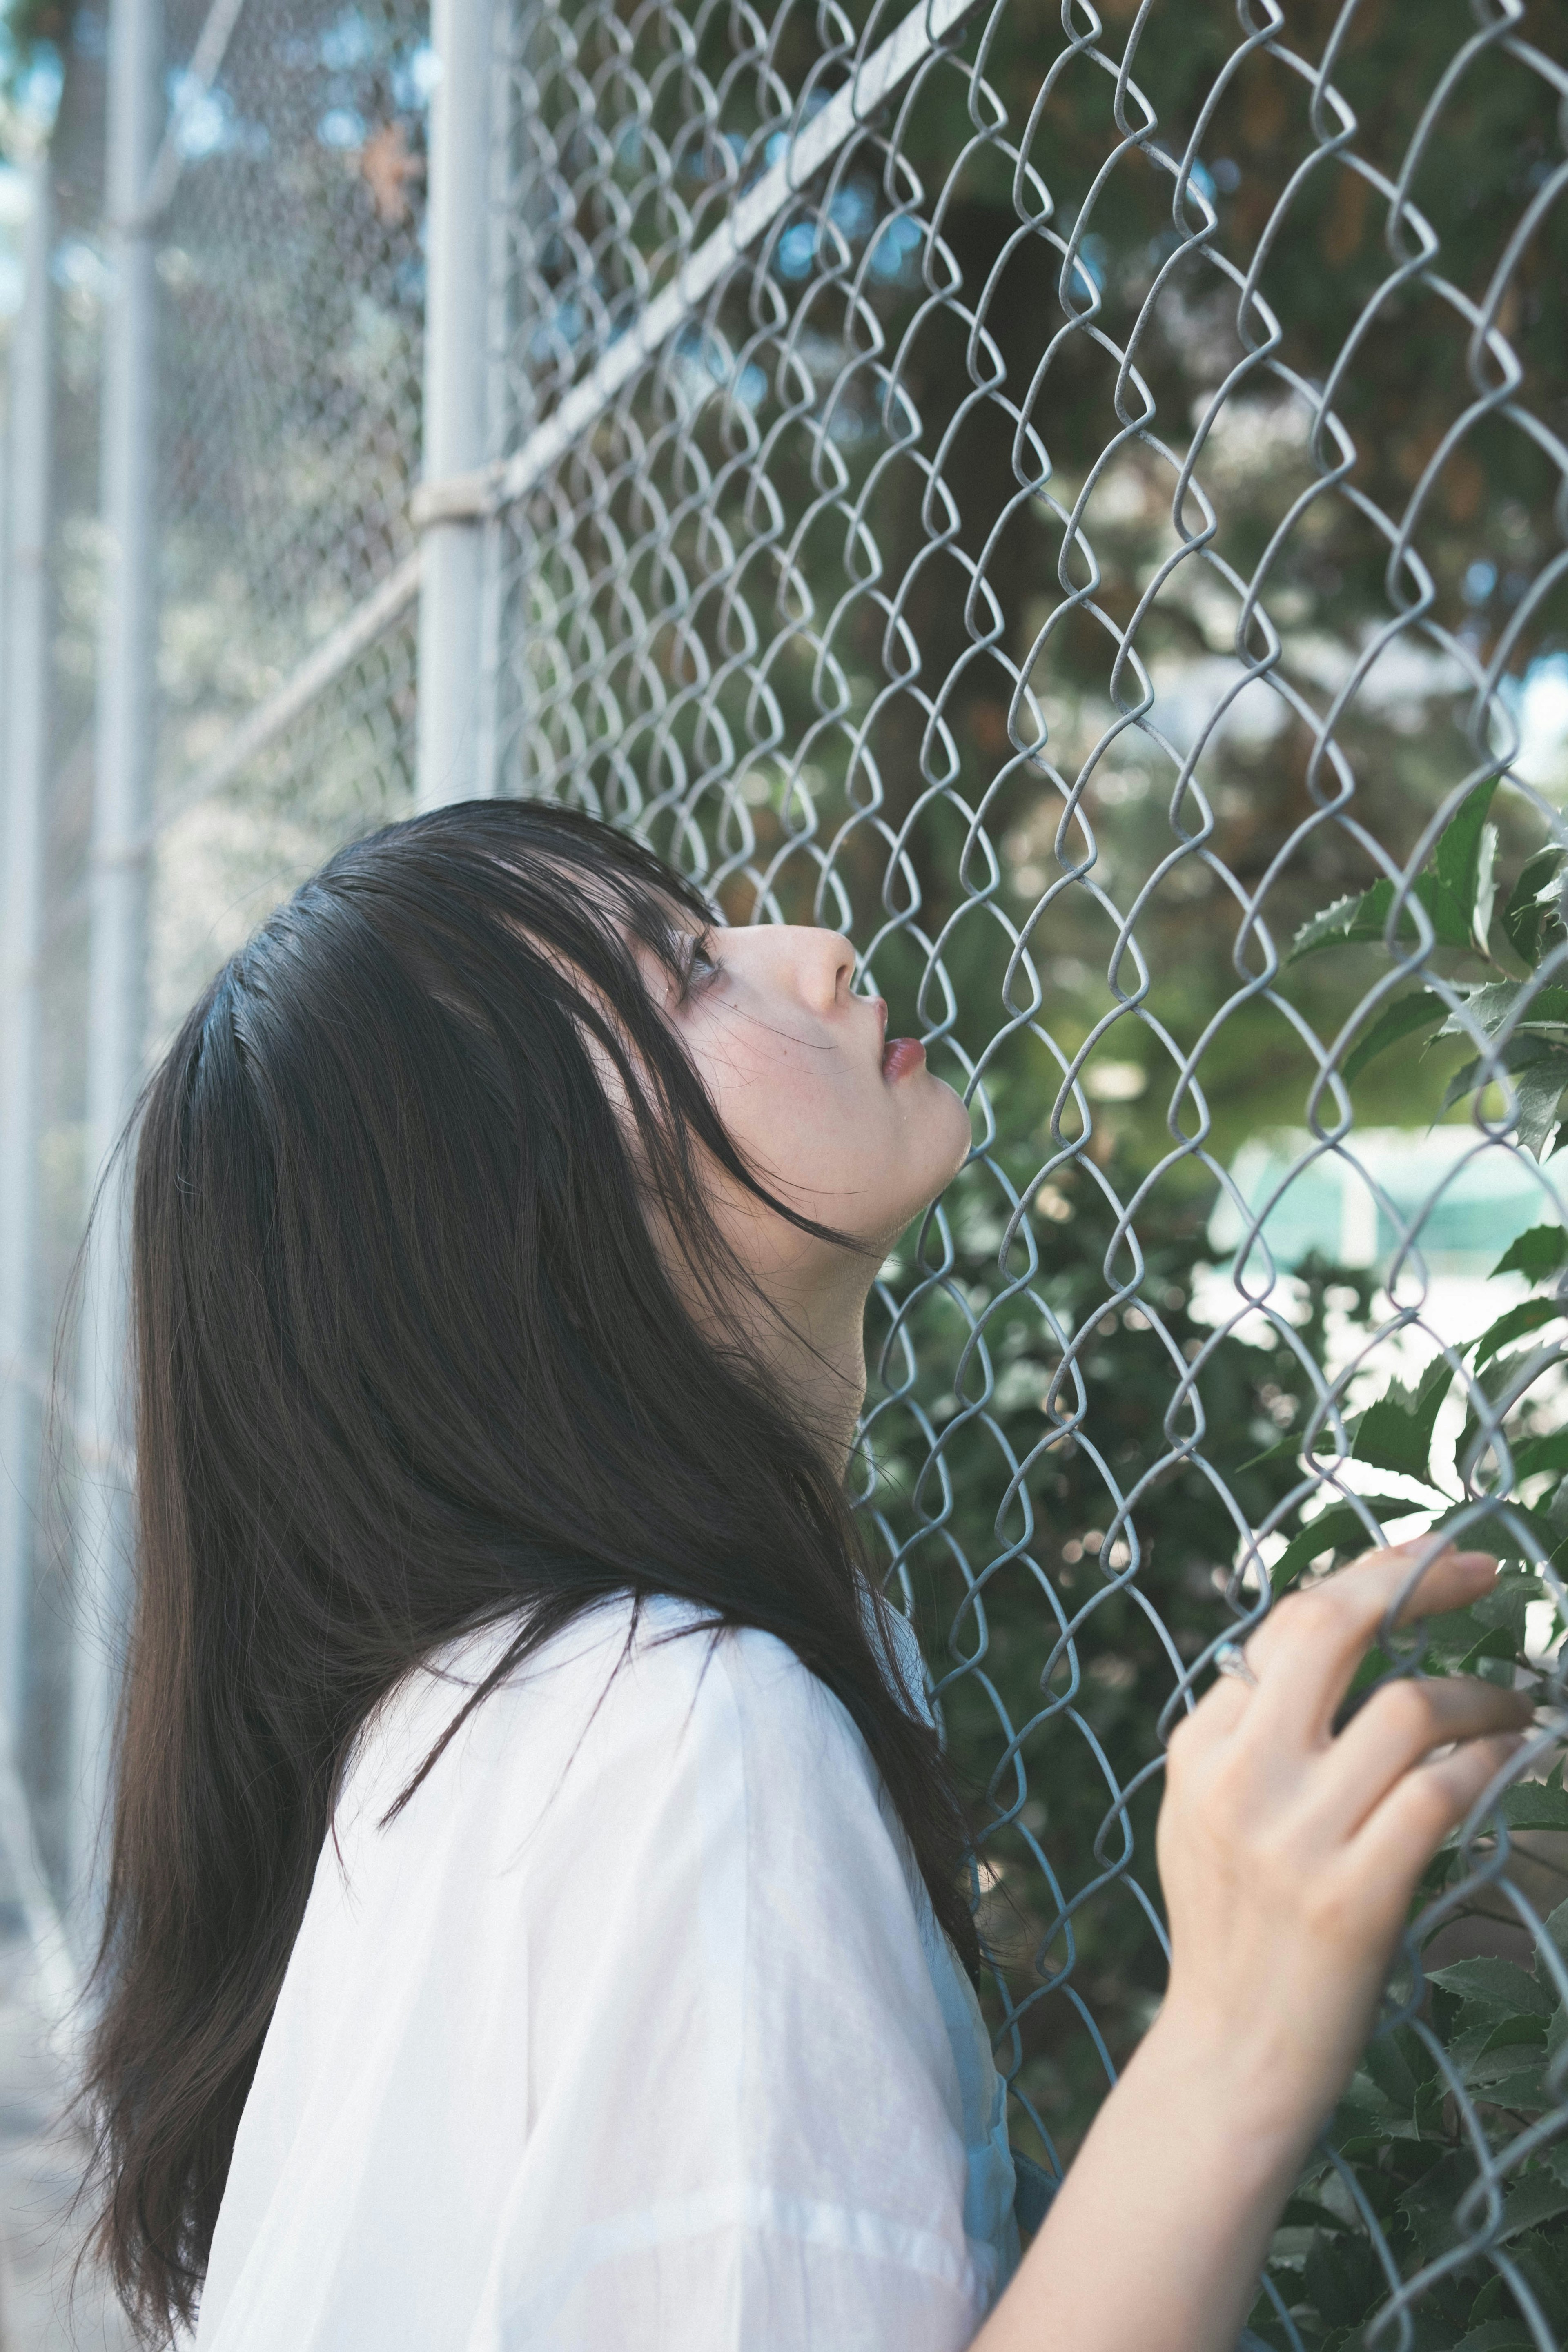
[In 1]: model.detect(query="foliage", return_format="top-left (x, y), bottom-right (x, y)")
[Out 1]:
top-left (866, 1140), bottom-right (1380, 2154)
top-left (1254, 788), bottom-right (1568, 2344)
top-left (866, 780), bottom-right (1568, 2345)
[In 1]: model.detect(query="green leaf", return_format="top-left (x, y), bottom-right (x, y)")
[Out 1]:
top-left (1491, 1224), bottom-right (1568, 1282)
top-left (1362, 2023), bottom-right (1433, 2115)
top-left (1443, 1051), bottom-right (1487, 1113)
top-left (1502, 844), bottom-right (1566, 968)
top-left (1427, 1957), bottom-right (1555, 2018)
top-left (1269, 1497), bottom-right (1431, 1594)
top-left (1465, 2062), bottom-right (1552, 2111)
top-left (1472, 1570), bottom-right (1558, 1648)
top-left (1453, 2322), bottom-right (1539, 2350)
top-left (1436, 777), bottom-right (1501, 910)
top-left (1421, 1602), bottom-right (1494, 1663)
top-left (1439, 1031), bottom-right (1568, 1124)
top-left (1473, 1296), bottom-right (1564, 1370)
top-left (1499, 1782), bottom-right (1568, 1831)
top-left (1504, 2228), bottom-right (1568, 2336)
top-left (1415, 869), bottom-right (1485, 952)
top-left (1399, 2147), bottom-right (1484, 2255)
top-left (1341, 988), bottom-right (1448, 1086)
top-left (1508, 1428), bottom-right (1568, 1481)
top-left (1510, 1056), bottom-right (1568, 1160)
top-left (1457, 1623), bottom-right (1520, 1688)
top-left (1289, 871), bottom-right (1480, 962)
top-left (1289, 886), bottom-right (1390, 961)
top-left (1539, 1896), bottom-right (1568, 1981)
top-left (1350, 1359), bottom-right (1454, 1479)
top-left (1441, 980), bottom-right (1568, 1040)
top-left (1302, 2228), bottom-right (1385, 2331)
top-left (1473, 822), bottom-right (1499, 957)
top-left (1496, 2168), bottom-right (1568, 2241)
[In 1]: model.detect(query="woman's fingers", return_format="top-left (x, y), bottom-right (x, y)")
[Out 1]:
top-left (1227, 1544), bottom-right (1501, 1743)
top-left (1312, 1671), bottom-right (1536, 1835)
top-left (1352, 1731), bottom-right (1529, 1890)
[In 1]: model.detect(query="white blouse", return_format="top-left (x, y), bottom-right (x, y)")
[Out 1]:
top-left (195, 1594), bottom-right (1021, 2350)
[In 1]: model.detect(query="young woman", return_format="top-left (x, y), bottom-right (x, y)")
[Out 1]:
top-left (84, 799), bottom-right (1530, 2351)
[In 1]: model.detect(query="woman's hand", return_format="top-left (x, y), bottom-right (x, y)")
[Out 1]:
top-left (1156, 1541), bottom-right (1532, 2136)
top-left (973, 1543), bottom-right (1537, 2352)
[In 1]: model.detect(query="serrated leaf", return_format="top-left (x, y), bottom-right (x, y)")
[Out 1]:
top-left (1539, 1898), bottom-right (1568, 1983)
top-left (1473, 1296), bottom-right (1564, 1370)
top-left (1341, 989), bottom-right (1448, 1085)
top-left (1474, 1503), bottom-right (1564, 1572)
top-left (1428, 1957), bottom-right (1556, 2017)
top-left (1289, 885), bottom-right (1390, 961)
top-left (1269, 1497), bottom-right (1430, 1594)
top-left (1497, 2169), bottom-right (1568, 2240)
top-left (1499, 1782), bottom-right (1568, 1831)
top-left (1502, 844), bottom-right (1566, 969)
top-left (1290, 871), bottom-right (1479, 962)
top-left (1350, 1359), bottom-right (1453, 1479)
top-left (1472, 1571), bottom-right (1557, 1647)
top-left (1510, 1056), bottom-right (1568, 1160)
top-left (1443, 980), bottom-right (1568, 1040)
top-left (1459, 1355), bottom-right (1568, 1491)
top-left (1491, 1224), bottom-right (1568, 1282)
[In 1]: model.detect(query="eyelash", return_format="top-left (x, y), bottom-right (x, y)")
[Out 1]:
top-left (676, 929), bottom-right (720, 998)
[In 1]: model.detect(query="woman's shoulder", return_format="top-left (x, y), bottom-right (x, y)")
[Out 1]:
top-left (335, 1592), bottom-right (875, 1841)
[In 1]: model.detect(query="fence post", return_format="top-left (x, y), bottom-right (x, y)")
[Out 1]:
top-left (417, 0), bottom-right (495, 809)
top-left (71, 0), bottom-right (161, 1934)
top-left (0, 160), bottom-right (55, 1773)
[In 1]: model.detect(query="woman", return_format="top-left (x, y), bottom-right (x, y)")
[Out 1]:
top-left (84, 799), bottom-right (1530, 2351)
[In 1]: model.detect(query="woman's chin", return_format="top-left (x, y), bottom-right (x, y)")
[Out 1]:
top-left (900, 1069), bottom-right (975, 1198)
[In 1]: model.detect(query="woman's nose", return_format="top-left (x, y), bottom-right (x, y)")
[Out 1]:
top-left (794, 927), bottom-right (856, 1010)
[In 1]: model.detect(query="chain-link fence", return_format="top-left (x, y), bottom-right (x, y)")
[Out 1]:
top-left (4, 0), bottom-right (1568, 2343)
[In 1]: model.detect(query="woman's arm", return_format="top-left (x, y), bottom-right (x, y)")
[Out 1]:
top-left (972, 1541), bottom-right (1535, 2352)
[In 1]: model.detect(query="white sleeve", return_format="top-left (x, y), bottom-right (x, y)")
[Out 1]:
top-left (480, 1615), bottom-right (996, 2351)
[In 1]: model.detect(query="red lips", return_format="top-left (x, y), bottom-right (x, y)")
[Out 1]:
top-left (881, 1037), bottom-right (927, 1081)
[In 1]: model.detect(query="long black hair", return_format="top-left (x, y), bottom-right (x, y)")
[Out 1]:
top-left (80, 800), bottom-right (978, 2343)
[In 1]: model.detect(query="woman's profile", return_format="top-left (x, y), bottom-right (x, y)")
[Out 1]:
top-left (80, 799), bottom-right (1531, 2350)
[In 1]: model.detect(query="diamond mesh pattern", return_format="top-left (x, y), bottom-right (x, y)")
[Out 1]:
top-left (151, 0), bottom-right (428, 816)
top-left (477, 1), bottom-right (1568, 2342)
top-left (13, 0), bottom-right (1568, 2340)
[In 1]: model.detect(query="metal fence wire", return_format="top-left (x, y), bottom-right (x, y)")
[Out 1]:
top-left (3, 0), bottom-right (1568, 2343)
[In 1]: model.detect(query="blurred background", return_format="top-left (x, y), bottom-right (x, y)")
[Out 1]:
top-left (1, 0), bottom-right (1566, 2342)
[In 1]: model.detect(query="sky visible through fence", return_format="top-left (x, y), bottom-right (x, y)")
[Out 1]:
top-left (2, 0), bottom-right (1568, 2343)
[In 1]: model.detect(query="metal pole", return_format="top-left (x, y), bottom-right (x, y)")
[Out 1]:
top-left (417, 0), bottom-right (495, 808)
top-left (71, 0), bottom-right (161, 1936)
top-left (0, 161), bottom-right (55, 1766)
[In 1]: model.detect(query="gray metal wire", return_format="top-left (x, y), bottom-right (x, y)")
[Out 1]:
top-left (469, 1), bottom-right (1568, 2343)
top-left (4, 0), bottom-right (1568, 2341)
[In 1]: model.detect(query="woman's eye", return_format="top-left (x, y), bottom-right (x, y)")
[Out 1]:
top-left (676, 932), bottom-right (720, 996)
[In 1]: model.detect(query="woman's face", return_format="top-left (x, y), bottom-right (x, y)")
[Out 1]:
top-left (658, 918), bottom-right (973, 1272)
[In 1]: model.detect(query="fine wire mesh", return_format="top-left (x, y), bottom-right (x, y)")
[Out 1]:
top-left (143, 0), bottom-right (427, 1051)
top-left (479, 0), bottom-right (1568, 2342)
top-left (13, 0), bottom-right (1568, 2340)
top-left (10, 0), bottom-right (427, 1935)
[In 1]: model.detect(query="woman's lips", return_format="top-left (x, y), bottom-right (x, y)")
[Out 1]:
top-left (881, 1037), bottom-right (927, 1081)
